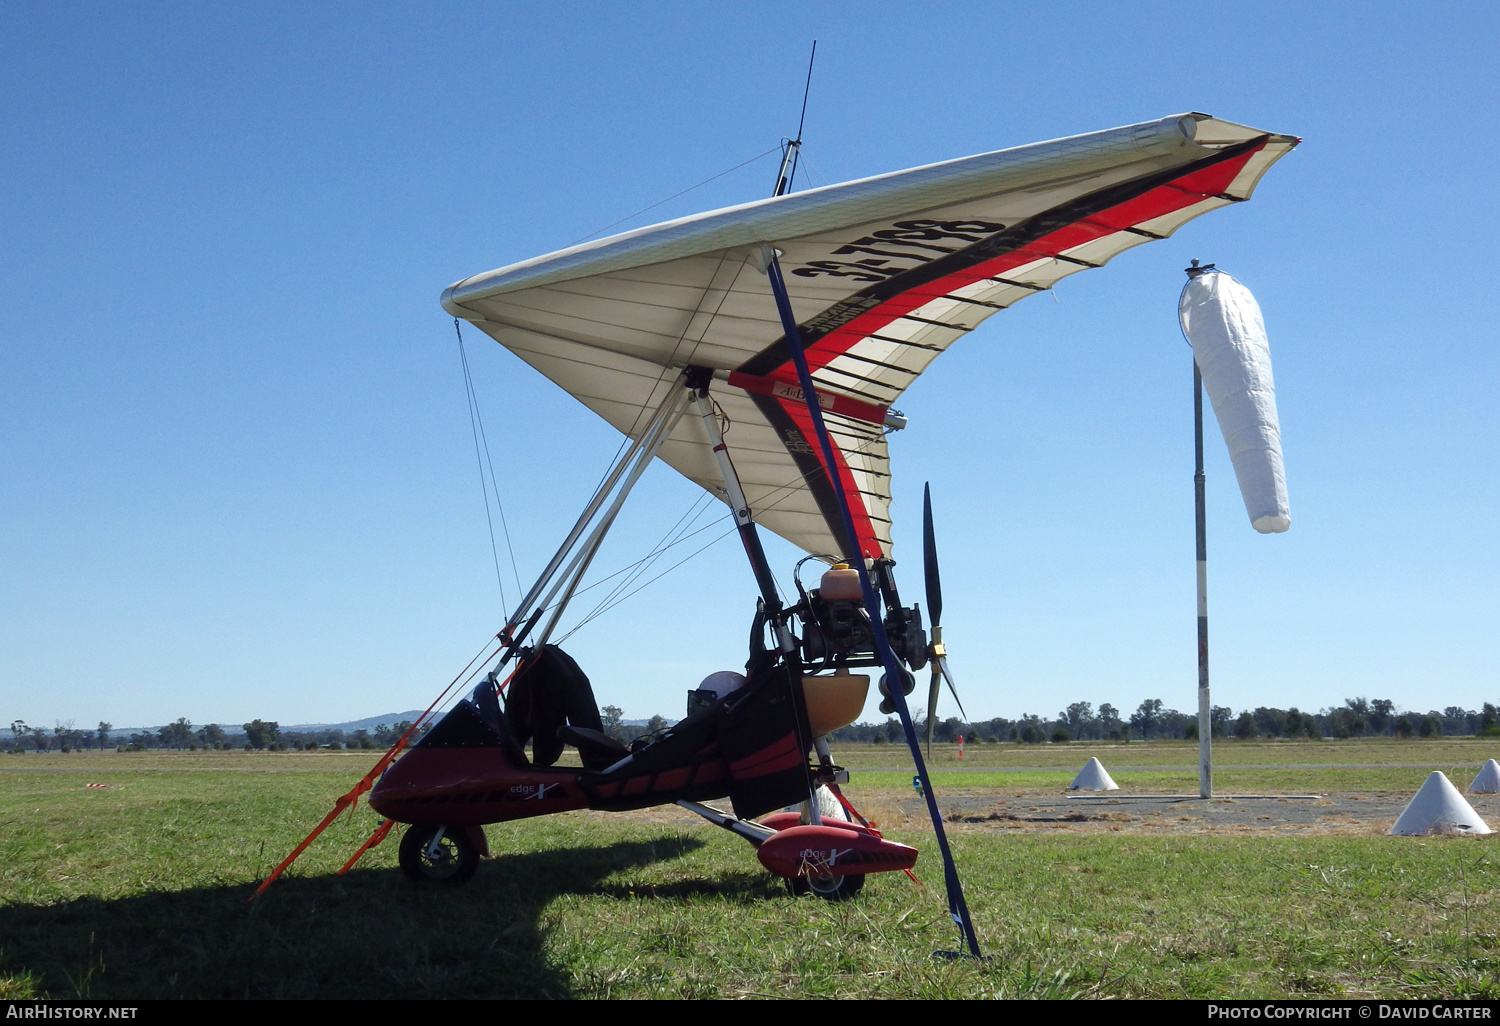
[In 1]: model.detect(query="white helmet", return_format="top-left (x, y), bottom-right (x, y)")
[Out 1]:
top-left (698, 671), bottom-right (747, 700)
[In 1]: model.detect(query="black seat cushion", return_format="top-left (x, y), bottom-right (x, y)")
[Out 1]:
top-left (558, 724), bottom-right (630, 771)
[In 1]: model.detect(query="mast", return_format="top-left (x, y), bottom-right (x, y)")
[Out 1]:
top-left (1185, 259), bottom-right (1213, 799)
top-left (770, 41), bottom-right (815, 199)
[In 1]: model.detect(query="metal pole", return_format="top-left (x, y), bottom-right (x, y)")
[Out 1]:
top-left (762, 249), bottom-right (981, 958)
top-left (684, 370), bottom-right (822, 825)
top-left (502, 380), bottom-right (685, 640)
top-left (1183, 259), bottom-right (1214, 800)
top-left (1195, 358), bottom-right (1212, 799)
top-left (685, 373), bottom-right (782, 609)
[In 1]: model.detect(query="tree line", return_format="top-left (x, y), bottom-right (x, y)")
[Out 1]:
top-left (3, 717), bottom-right (428, 753)
top-left (9, 696), bottom-right (1497, 755)
top-left (827, 697), bottom-right (1500, 745)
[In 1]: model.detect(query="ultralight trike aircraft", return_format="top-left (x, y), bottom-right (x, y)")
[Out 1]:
top-left (261, 112), bottom-right (1297, 955)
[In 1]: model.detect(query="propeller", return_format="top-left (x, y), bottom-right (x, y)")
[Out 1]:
top-left (923, 482), bottom-right (968, 757)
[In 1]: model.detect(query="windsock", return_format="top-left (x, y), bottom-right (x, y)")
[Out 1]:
top-left (1179, 269), bottom-right (1290, 534)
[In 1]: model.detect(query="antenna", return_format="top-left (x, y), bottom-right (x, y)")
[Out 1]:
top-left (772, 41), bottom-right (817, 198)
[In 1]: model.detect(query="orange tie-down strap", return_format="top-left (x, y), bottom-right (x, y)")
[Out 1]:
top-left (249, 738), bottom-right (409, 900)
top-left (339, 817), bottom-right (397, 875)
top-left (828, 781), bottom-right (922, 888)
top-left (250, 644), bottom-right (516, 900)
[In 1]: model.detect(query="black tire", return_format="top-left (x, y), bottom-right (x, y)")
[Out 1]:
top-left (786, 872), bottom-right (865, 901)
top-left (398, 825), bottom-right (479, 884)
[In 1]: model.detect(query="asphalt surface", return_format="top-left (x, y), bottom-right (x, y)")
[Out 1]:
top-left (906, 791), bottom-right (1500, 833)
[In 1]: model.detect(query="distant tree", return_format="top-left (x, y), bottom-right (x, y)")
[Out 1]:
top-left (1234, 711), bottom-right (1258, 740)
top-left (158, 718), bottom-right (193, 750)
top-left (55, 720), bottom-right (87, 752)
top-left (1479, 703), bottom-right (1500, 739)
top-left (1339, 699), bottom-right (1369, 737)
top-left (97, 722), bottom-right (113, 751)
top-left (243, 720), bottom-right (280, 750)
top-left (1253, 707), bottom-right (1288, 738)
top-left (199, 723), bottom-right (226, 749)
top-left (1017, 714), bottom-right (1046, 744)
top-left (10, 720), bottom-right (28, 752)
top-left (1210, 706), bottom-right (1233, 738)
top-left (1098, 704), bottom-right (1123, 740)
top-left (1284, 708), bottom-right (1305, 738)
top-left (1395, 716), bottom-right (1414, 739)
top-left (1157, 708), bottom-right (1191, 739)
top-left (935, 716), bottom-right (966, 743)
top-left (1184, 718), bottom-right (1198, 740)
top-left (350, 729), bottom-right (374, 750)
top-left (1130, 699), bottom-right (1163, 740)
top-left (1369, 699), bottom-right (1395, 735)
top-left (1061, 702), bottom-right (1094, 740)
top-left (1420, 715), bottom-right (1442, 738)
top-left (600, 705), bottom-right (630, 744)
top-left (1442, 707), bottom-right (1474, 735)
top-left (645, 714), bottom-right (669, 736)
top-left (31, 726), bottom-right (50, 752)
top-left (1051, 727), bottom-right (1071, 744)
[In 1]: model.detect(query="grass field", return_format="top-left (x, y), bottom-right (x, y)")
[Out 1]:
top-left (2, 740), bottom-right (1498, 999)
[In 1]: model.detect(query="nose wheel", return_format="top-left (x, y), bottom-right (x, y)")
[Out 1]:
top-left (787, 872), bottom-right (865, 901)
top-left (399, 825), bottom-right (479, 884)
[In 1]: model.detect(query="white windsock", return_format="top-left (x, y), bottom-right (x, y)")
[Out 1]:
top-left (1179, 269), bottom-right (1290, 534)
top-left (1068, 757), bottom-right (1119, 791)
top-left (1470, 759), bottom-right (1500, 794)
top-left (1389, 771), bottom-right (1492, 835)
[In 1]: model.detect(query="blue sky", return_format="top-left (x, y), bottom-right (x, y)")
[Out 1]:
top-left (3, 2), bottom-right (1497, 729)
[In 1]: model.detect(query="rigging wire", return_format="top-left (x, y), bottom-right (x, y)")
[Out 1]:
top-left (455, 318), bottom-right (524, 615)
top-left (569, 145), bottom-right (781, 247)
top-left (556, 523), bottom-right (738, 643)
top-left (548, 420), bottom-right (888, 640)
top-left (569, 490), bottom-right (719, 625)
top-left (793, 151), bottom-right (834, 189)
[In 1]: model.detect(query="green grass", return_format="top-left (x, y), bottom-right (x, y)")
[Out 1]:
top-left (2, 745), bottom-right (1498, 998)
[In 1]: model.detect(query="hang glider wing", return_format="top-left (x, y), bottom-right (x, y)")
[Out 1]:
top-left (444, 114), bottom-right (1298, 561)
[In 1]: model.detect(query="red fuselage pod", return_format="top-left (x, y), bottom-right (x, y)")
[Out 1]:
top-left (368, 746), bottom-right (587, 827)
top-left (756, 811), bottom-right (878, 837)
top-left (755, 823), bottom-right (918, 879)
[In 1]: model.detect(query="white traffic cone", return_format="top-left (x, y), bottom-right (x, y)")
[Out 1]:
top-left (1390, 771), bottom-right (1492, 835)
top-left (1068, 757), bottom-right (1119, 791)
top-left (1468, 759), bottom-right (1500, 795)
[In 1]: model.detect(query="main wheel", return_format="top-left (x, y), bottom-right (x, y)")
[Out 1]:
top-left (786, 872), bottom-right (865, 901)
top-left (398, 825), bottom-right (479, 884)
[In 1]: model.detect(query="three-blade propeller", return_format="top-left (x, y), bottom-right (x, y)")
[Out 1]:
top-left (923, 483), bottom-right (968, 756)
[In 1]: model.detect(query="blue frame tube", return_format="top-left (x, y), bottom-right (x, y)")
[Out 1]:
top-left (763, 253), bottom-right (981, 958)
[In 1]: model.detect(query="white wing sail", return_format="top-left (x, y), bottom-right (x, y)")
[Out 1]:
top-left (446, 114), bottom-right (1298, 559)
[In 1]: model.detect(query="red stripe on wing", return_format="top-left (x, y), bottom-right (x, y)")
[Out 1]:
top-left (793, 146), bottom-right (1264, 375)
top-left (778, 397), bottom-right (884, 560)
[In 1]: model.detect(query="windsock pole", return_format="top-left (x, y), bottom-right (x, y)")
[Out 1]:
top-left (1186, 261), bottom-right (1212, 799)
top-left (1194, 357), bottom-right (1212, 799)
